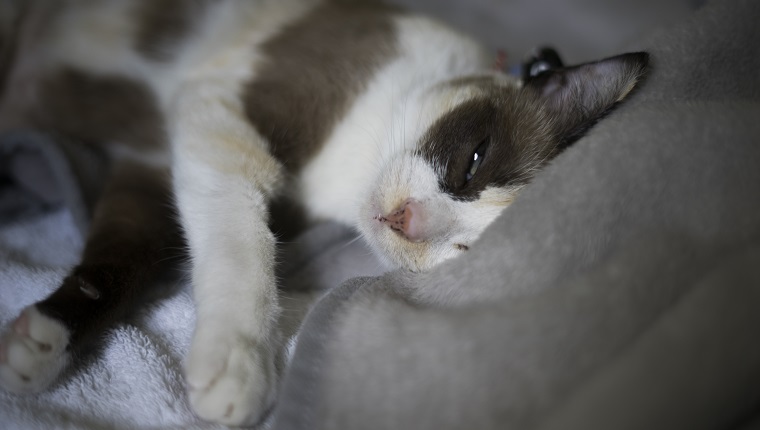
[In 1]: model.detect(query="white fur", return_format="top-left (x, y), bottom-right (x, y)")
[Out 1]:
top-left (170, 80), bottom-right (283, 425)
top-left (163, 2), bottom-right (318, 425)
top-left (358, 152), bottom-right (518, 271)
top-left (297, 15), bottom-right (492, 224)
top-left (42, 0), bottom-right (152, 79)
top-left (0, 306), bottom-right (71, 393)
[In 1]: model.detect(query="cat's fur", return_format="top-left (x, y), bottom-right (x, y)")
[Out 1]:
top-left (0, 0), bottom-right (648, 425)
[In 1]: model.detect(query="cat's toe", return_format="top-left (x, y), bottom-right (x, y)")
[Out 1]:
top-left (185, 331), bottom-right (277, 426)
top-left (0, 306), bottom-right (71, 393)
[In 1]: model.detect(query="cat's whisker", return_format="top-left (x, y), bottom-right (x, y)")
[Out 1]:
top-left (337, 234), bottom-right (365, 251)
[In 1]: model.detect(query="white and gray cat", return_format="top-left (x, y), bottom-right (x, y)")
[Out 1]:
top-left (0, 0), bottom-right (648, 425)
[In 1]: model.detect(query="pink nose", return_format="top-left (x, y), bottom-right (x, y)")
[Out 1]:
top-left (376, 198), bottom-right (425, 242)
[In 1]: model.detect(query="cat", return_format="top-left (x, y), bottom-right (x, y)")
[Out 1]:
top-left (0, 0), bottom-right (648, 426)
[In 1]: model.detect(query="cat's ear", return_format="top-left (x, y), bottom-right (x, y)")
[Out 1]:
top-left (524, 52), bottom-right (649, 145)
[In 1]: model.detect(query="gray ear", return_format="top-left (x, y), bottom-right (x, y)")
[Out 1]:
top-left (525, 52), bottom-right (649, 145)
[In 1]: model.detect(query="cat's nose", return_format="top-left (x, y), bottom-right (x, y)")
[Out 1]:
top-left (378, 198), bottom-right (426, 242)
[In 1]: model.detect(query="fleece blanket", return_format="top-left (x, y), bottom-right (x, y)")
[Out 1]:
top-left (0, 0), bottom-right (739, 429)
top-left (270, 0), bottom-right (760, 429)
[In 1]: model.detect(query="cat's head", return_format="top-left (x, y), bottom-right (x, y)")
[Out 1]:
top-left (359, 52), bottom-right (649, 271)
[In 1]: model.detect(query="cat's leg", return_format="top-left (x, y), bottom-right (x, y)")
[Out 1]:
top-left (170, 80), bottom-right (284, 426)
top-left (0, 161), bottom-right (182, 392)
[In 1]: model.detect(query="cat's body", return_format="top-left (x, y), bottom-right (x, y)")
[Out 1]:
top-left (0, 0), bottom-right (648, 425)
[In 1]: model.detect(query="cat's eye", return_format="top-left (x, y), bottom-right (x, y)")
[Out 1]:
top-left (465, 139), bottom-right (488, 182)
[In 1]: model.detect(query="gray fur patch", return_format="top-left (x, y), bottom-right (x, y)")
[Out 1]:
top-left (133, 0), bottom-right (210, 62)
top-left (419, 83), bottom-right (556, 201)
top-left (243, 2), bottom-right (400, 172)
top-left (34, 67), bottom-right (165, 150)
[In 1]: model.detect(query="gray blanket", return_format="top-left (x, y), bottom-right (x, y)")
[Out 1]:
top-left (272, 0), bottom-right (760, 428)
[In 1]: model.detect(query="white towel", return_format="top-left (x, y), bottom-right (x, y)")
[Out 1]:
top-left (0, 207), bottom-right (386, 429)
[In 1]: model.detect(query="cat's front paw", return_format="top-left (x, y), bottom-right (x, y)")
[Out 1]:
top-left (0, 306), bottom-right (71, 393)
top-left (185, 329), bottom-right (277, 426)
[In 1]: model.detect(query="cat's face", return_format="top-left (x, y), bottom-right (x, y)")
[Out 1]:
top-left (359, 52), bottom-right (649, 271)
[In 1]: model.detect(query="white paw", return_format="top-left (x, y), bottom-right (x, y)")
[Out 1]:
top-left (185, 329), bottom-right (277, 426)
top-left (0, 306), bottom-right (71, 393)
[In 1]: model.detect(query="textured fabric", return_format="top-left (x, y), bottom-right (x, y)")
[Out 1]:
top-left (0, 206), bottom-right (383, 429)
top-left (0, 207), bottom-right (214, 429)
top-left (0, 131), bottom-right (106, 236)
top-left (272, 0), bottom-right (760, 429)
